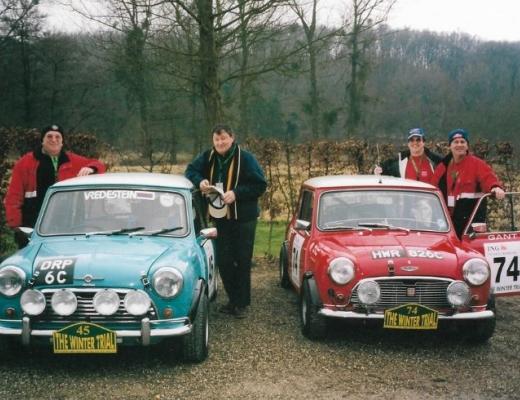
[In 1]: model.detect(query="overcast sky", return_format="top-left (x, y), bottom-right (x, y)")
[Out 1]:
top-left (43, 0), bottom-right (520, 42)
top-left (388, 0), bottom-right (520, 42)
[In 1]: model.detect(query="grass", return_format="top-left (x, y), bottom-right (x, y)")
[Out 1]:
top-left (254, 219), bottom-right (287, 259)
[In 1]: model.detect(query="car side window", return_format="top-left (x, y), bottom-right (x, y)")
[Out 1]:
top-left (298, 190), bottom-right (314, 223)
top-left (470, 193), bottom-right (520, 233)
top-left (192, 190), bottom-right (208, 234)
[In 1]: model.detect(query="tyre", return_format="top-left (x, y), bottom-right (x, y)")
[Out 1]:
top-left (209, 268), bottom-right (218, 302)
top-left (300, 281), bottom-right (327, 340)
top-left (279, 243), bottom-right (290, 289)
top-left (182, 294), bottom-right (209, 362)
top-left (462, 295), bottom-right (496, 343)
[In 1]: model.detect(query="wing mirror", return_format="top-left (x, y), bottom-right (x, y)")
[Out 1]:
top-left (19, 227), bottom-right (34, 236)
top-left (294, 219), bottom-right (311, 231)
top-left (200, 227), bottom-right (217, 239)
top-left (471, 223), bottom-right (487, 234)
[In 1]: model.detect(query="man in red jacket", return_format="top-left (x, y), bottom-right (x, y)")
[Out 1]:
top-left (4, 124), bottom-right (106, 246)
top-left (432, 128), bottom-right (505, 238)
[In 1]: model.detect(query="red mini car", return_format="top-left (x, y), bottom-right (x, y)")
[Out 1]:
top-left (280, 175), bottom-right (519, 341)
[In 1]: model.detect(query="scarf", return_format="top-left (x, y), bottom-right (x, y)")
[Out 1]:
top-left (207, 143), bottom-right (241, 219)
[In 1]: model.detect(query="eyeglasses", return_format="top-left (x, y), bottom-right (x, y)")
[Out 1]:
top-left (408, 137), bottom-right (423, 143)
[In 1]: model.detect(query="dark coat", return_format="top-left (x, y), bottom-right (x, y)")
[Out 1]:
top-left (185, 145), bottom-right (267, 222)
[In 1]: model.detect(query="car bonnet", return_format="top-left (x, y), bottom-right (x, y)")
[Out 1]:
top-left (319, 233), bottom-right (462, 278)
top-left (30, 237), bottom-right (193, 287)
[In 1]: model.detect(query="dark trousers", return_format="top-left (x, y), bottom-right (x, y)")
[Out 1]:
top-left (215, 218), bottom-right (257, 308)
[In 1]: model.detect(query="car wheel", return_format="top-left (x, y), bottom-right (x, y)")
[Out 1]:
top-left (464, 295), bottom-right (496, 343)
top-left (279, 243), bottom-right (290, 289)
top-left (300, 281), bottom-right (327, 340)
top-left (182, 293), bottom-right (209, 363)
top-left (209, 267), bottom-right (218, 302)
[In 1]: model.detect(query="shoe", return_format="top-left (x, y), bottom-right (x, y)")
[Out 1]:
top-left (233, 306), bottom-right (248, 319)
top-left (219, 302), bottom-right (235, 315)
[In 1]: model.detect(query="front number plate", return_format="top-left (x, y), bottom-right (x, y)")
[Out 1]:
top-left (383, 303), bottom-right (438, 330)
top-left (53, 322), bottom-right (117, 354)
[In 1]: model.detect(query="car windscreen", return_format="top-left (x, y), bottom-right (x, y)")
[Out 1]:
top-left (39, 189), bottom-right (189, 236)
top-left (318, 190), bottom-right (449, 232)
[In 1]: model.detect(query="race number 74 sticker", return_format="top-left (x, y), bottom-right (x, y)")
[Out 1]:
top-left (34, 258), bottom-right (76, 285)
top-left (484, 242), bottom-right (520, 295)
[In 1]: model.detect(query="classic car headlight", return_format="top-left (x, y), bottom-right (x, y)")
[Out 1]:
top-left (51, 289), bottom-right (77, 316)
top-left (20, 289), bottom-right (46, 316)
top-left (463, 258), bottom-right (490, 286)
top-left (124, 290), bottom-right (151, 316)
top-left (152, 267), bottom-right (183, 298)
top-left (327, 257), bottom-right (355, 285)
top-left (93, 289), bottom-right (120, 316)
top-left (0, 266), bottom-right (26, 297)
top-left (357, 280), bottom-right (380, 305)
top-left (447, 281), bottom-right (471, 306)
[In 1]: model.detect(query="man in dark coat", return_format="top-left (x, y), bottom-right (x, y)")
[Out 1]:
top-left (185, 124), bottom-right (267, 318)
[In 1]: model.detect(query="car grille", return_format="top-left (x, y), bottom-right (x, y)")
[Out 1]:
top-left (350, 278), bottom-right (452, 310)
top-left (33, 289), bottom-right (157, 323)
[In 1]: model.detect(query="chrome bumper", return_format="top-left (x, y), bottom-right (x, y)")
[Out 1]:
top-left (0, 317), bottom-right (192, 346)
top-left (319, 309), bottom-right (495, 320)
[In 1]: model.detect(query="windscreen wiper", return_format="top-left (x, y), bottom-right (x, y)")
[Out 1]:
top-left (358, 222), bottom-right (409, 233)
top-left (322, 221), bottom-right (371, 231)
top-left (85, 227), bottom-right (146, 237)
top-left (132, 227), bottom-right (183, 236)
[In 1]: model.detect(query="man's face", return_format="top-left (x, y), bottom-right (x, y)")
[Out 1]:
top-left (42, 130), bottom-right (63, 156)
top-left (213, 131), bottom-right (234, 155)
top-left (407, 136), bottom-right (425, 156)
top-left (450, 138), bottom-right (469, 159)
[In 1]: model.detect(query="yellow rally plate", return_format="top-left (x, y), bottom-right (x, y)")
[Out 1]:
top-left (383, 303), bottom-right (438, 330)
top-left (53, 322), bottom-right (117, 354)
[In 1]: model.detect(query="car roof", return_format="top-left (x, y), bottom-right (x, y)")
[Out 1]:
top-left (52, 172), bottom-right (194, 190)
top-left (303, 175), bottom-right (436, 190)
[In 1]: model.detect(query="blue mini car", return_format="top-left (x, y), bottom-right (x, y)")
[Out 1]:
top-left (0, 173), bottom-right (217, 362)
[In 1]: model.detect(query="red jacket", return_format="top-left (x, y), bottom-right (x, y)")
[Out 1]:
top-left (432, 153), bottom-right (502, 237)
top-left (432, 154), bottom-right (502, 207)
top-left (4, 150), bottom-right (106, 228)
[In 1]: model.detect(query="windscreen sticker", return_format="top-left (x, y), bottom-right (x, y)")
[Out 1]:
top-left (485, 241), bottom-right (520, 294)
top-left (34, 257), bottom-right (76, 285)
top-left (83, 190), bottom-right (155, 201)
top-left (160, 194), bottom-right (175, 207)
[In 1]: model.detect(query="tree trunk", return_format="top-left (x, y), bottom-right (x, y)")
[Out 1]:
top-left (197, 0), bottom-right (222, 130)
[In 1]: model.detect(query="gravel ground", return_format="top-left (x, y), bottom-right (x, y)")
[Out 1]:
top-left (1, 259), bottom-right (520, 400)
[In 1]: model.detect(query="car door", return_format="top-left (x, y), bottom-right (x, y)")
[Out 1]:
top-left (288, 189), bottom-right (314, 289)
top-left (461, 192), bottom-right (520, 296)
top-left (192, 191), bottom-right (217, 299)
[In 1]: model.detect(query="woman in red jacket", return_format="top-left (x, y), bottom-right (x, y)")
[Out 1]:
top-left (4, 124), bottom-right (106, 246)
top-left (432, 128), bottom-right (505, 238)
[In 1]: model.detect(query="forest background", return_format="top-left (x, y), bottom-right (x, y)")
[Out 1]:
top-left (1, 0), bottom-right (519, 256)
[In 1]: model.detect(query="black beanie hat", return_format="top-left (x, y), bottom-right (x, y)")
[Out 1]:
top-left (41, 124), bottom-right (64, 141)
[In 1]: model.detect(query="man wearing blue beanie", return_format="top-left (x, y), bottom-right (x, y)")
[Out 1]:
top-left (432, 128), bottom-right (505, 237)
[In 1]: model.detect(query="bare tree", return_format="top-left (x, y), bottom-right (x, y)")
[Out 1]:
top-left (1, 0), bottom-right (44, 125)
top-left (0, 0), bottom-right (40, 48)
top-left (343, 0), bottom-right (395, 136)
top-left (289, 0), bottom-right (339, 138)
